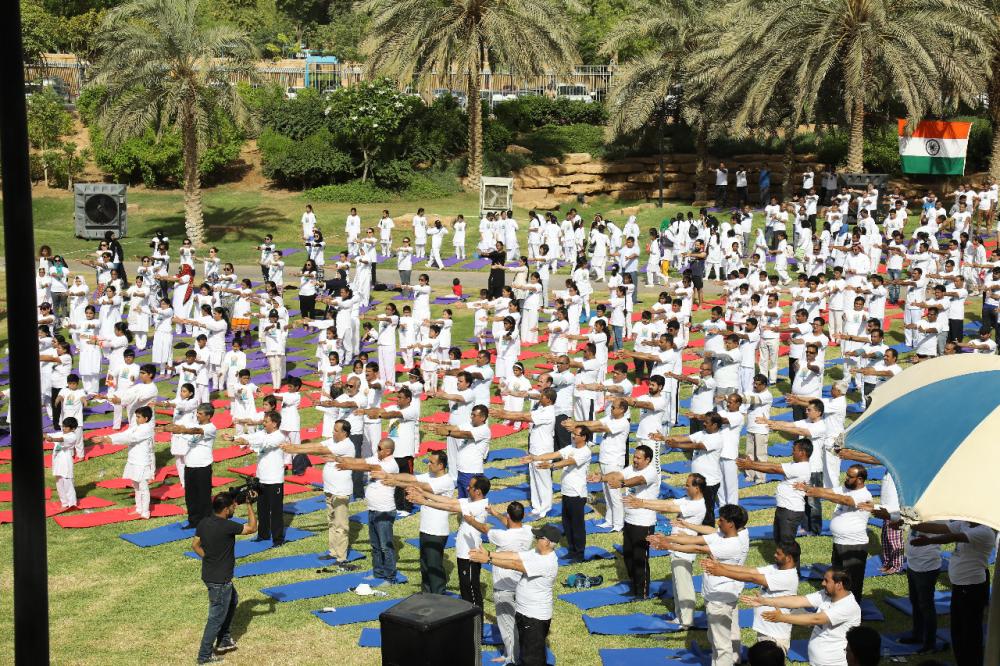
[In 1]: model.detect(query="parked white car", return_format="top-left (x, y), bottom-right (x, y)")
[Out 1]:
top-left (556, 84), bottom-right (594, 103)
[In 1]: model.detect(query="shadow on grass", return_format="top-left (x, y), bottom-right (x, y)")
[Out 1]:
top-left (231, 596), bottom-right (278, 640)
top-left (142, 205), bottom-right (287, 244)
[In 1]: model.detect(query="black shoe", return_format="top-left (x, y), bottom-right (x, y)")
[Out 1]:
top-left (339, 563), bottom-right (358, 572)
top-left (198, 657), bottom-right (224, 664)
top-left (183, 523), bottom-right (197, 530)
top-left (215, 638), bottom-right (237, 653)
top-left (319, 554), bottom-right (337, 561)
top-left (272, 540), bottom-right (286, 547)
top-left (896, 634), bottom-right (921, 644)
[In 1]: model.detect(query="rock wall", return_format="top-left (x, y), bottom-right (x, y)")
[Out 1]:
top-left (511, 152), bottom-right (821, 210)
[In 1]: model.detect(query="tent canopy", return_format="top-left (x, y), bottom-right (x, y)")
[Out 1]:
top-left (844, 354), bottom-right (1000, 530)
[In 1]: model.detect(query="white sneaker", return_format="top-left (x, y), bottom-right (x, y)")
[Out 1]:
top-left (396, 510), bottom-right (410, 518)
top-left (596, 521), bottom-right (612, 529)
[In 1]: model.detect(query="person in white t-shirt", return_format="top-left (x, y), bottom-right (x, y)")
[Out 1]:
top-left (738, 437), bottom-right (812, 548)
top-left (495, 388), bottom-right (559, 518)
top-left (910, 519), bottom-right (997, 666)
top-left (408, 473), bottom-right (492, 608)
top-left (463, 501), bottom-right (534, 662)
top-left (662, 413), bottom-right (726, 526)
top-left (468, 523), bottom-right (561, 666)
top-left (797, 464), bottom-right (872, 603)
top-left (336, 438), bottom-right (401, 582)
top-left (157, 403), bottom-right (217, 528)
top-left (652, 504), bottom-right (750, 666)
top-left (739, 374), bottom-right (773, 483)
top-left (564, 398), bottom-right (631, 531)
top-left (282, 419), bottom-right (360, 567)
top-left (588, 444), bottom-right (659, 598)
top-left (524, 424), bottom-right (593, 562)
top-left (624, 473), bottom-right (708, 627)
top-left (702, 541), bottom-right (801, 653)
top-left (742, 567), bottom-right (861, 666)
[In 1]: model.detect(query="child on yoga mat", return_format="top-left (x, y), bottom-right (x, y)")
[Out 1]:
top-left (163, 383), bottom-right (198, 487)
top-left (93, 405), bottom-right (156, 519)
top-left (47, 417), bottom-right (80, 508)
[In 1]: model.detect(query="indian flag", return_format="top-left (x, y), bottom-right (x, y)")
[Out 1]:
top-left (898, 119), bottom-right (972, 175)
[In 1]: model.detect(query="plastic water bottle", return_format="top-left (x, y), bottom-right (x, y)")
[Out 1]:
top-left (320, 607), bottom-right (336, 613)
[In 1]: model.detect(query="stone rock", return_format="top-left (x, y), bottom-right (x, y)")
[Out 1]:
top-left (561, 152), bottom-right (592, 165)
top-left (505, 144), bottom-right (532, 155)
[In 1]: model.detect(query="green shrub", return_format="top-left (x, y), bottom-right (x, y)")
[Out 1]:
top-left (259, 127), bottom-right (354, 188)
top-left (863, 125), bottom-right (901, 174)
top-left (483, 151), bottom-right (532, 177)
top-left (260, 87), bottom-right (329, 140)
top-left (494, 96), bottom-right (608, 132)
top-left (404, 170), bottom-right (463, 199)
top-left (306, 171), bottom-right (462, 203)
top-left (390, 95), bottom-right (468, 166)
top-left (519, 123), bottom-right (605, 159)
top-left (966, 116), bottom-right (991, 172)
top-left (483, 120), bottom-right (514, 153)
top-left (372, 159), bottom-right (416, 190)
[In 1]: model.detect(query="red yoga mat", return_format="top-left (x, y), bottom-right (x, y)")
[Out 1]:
top-left (213, 446), bottom-right (252, 462)
top-left (418, 440), bottom-right (446, 455)
top-left (54, 502), bottom-right (186, 528)
top-left (0, 487), bottom-right (51, 502)
top-left (0, 496), bottom-right (116, 524)
top-left (420, 412), bottom-right (450, 424)
top-left (149, 476), bottom-right (236, 501)
top-left (286, 468), bottom-right (324, 485)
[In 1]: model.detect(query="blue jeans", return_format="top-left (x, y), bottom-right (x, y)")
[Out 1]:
top-left (611, 325), bottom-right (624, 351)
top-left (368, 510), bottom-right (397, 580)
top-left (199, 581), bottom-right (237, 662)
top-left (887, 268), bottom-right (901, 304)
top-left (456, 471), bottom-right (476, 499)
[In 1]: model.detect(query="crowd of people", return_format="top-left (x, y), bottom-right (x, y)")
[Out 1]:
top-left (23, 179), bottom-right (1000, 665)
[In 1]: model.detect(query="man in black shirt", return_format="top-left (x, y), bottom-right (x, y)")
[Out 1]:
top-left (193, 491), bottom-right (257, 664)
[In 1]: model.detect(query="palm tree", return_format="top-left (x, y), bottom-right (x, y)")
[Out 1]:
top-left (600, 0), bottom-right (722, 201)
top-left (700, 0), bottom-right (989, 172)
top-left (360, 0), bottom-right (578, 188)
top-left (92, 0), bottom-right (258, 245)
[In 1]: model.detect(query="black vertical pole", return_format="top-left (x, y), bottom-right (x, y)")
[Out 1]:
top-left (0, 3), bottom-right (51, 664)
top-left (657, 106), bottom-right (665, 208)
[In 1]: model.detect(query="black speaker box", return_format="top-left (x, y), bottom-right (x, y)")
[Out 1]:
top-left (379, 593), bottom-right (483, 666)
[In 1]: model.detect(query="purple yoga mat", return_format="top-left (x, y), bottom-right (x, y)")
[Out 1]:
top-left (442, 257), bottom-right (464, 267)
top-left (287, 328), bottom-right (313, 338)
top-left (0, 434), bottom-right (11, 448)
top-left (432, 296), bottom-right (460, 305)
top-left (461, 258), bottom-right (491, 270)
top-left (392, 294), bottom-right (415, 301)
top-left (286, 367), bottom-right (314, 378)
top-left (280, 248), bottom-right (303, 256)
top-left (245, 358), bottom-right (270, 370)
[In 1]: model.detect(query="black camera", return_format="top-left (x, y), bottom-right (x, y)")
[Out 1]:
top-left (231, 477), bottom-right (261, 504)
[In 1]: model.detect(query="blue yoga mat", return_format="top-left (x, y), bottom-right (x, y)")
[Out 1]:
top-left (483, 648), bottom-right (555, 665)
top-left (878, 631), bottom-right (950, 656)
top-left (885, 590), bottom-right (951, 616)
top-left (489, 486), bottom-right (531, 503)
top-left (585, 519), bottom-right (616, 535)
top-left (859, 598), bottom-right (886, 622)
top-left (349, 511), bottom-right (370, 525)
top-left (358, 623), bottom-right (503, 647)
top-left (661, 461), bottom-right (691, 474)
top-left (184, 526), bottom-right (315, 559)
top-left (740, 495), bottom-right (777, 511)
top-left (284, 495), bottom-right (326, 515)
top-left (405, 533), bottom-right (458, 550)
top-left (262, 570), bottom-right (409, 602)
top-left (121, 520), bottom-right (195, 547)
top-left (559, 580), bottom-right (673, 610)
top-left (584, 610), bottom-right (708, 635)
top-left (483, 467), bottom-right (521, 480)
top-left (556, 546), bottom-right (614, 565)
top-left (612, 542), bottom-right (674, 560)
top-left (234, 550), bottom-right (365, 577)
top-left (600, 647), bottom-right (707, 666)
top-left (767, 442), bottom-right (793, 457)
top-left (748, 520), bottom-right (831, 541)
top-left (311, 598), bottom-right (400, 626)
top-left (486, 447), bottom-right (526, 462)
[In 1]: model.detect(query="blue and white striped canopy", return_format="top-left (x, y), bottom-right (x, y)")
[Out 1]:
top-left (844, 354), bottom-right (1000, 530)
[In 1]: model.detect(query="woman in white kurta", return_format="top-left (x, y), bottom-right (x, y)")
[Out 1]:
top-left (520, 274), bottom-right (543, 345)
top-left (125, 277), bottom-right (151, 349)
top-left (151, 298), bottom-right (175, 373)
top-left (500, 362), bottom-right (532, 430)
top-left (67, 276), bottom-right (91, 346)
top-left (261, 311), bottom-right (287, 386)
top-left (452, 217), bottom-right (467, 259)
top-left (72, 306), bottom-right (103, 394)
top-left (96, 286), bottom-right (123, 339)
top-left (572, 258), bottom-right (593, 319)
top-left (47, 423), bottom-right (80, 508)
top-left (101, 323), bottom-right (130, 383)
top-left (166, 384), bottom-right (199, 485)
top-left (427, 220), bottom-right (448, 269)
top-left (495, 316), bottom-right (521, 381)
top-left (99, 409), bottom-right (156, 518)
top-left (372, 303), bottom-right (400, 386)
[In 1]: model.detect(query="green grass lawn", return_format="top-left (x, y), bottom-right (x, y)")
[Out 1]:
top-left (0, 186), bottom-right (986, 664)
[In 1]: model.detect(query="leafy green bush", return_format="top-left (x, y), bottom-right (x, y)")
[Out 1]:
top-left (259, 87), bottom-right (329, 140)
top-left (494, 96), bottom-right (608, 132)
top-left (519, 123), bottom-right (605, 159)
top-left (372, 159), bottom-right (416, 190)
top-left (259, 127), bottom-right (353, 188)
top-left (385, 95), bottom-right (468, 166)
top-left (483, 151), bottom-right (532, 177)
top-left (863, 125), bottom-right (901, 174)
top-left (483, 120), bottom-right (514, 153)
top-left (966, 116), bottom-right (991, 172)
top-left (306, 170), bottom-right (462, 203)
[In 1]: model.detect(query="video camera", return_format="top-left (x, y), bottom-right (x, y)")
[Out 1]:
top-left (231, 477), bottom-right (262, 504)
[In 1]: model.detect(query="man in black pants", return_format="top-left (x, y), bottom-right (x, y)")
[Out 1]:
top-left (910, 520), bottom-right (996, 665)
top-left (589, 445), bottom-right (659, 598)
top-left (228, 412), bottom-right (287, 545)
top-left (799, 464), bottom-right (872, 603)
top-left (193, 491), bottom-right (257, 664)
top-left (159, 403), bottom-right (219, 529)
top-left (525, 425), bottom-right (593, 563)
top-left (736, 438), bottom-right (813, 548)
top-left (469, 524), bottom-right (560, 666)
top-left (408, 474), bottom-right (492, 607)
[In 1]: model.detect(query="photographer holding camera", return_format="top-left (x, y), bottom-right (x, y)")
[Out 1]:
top-left (192, 490), bottom-right (257, 664)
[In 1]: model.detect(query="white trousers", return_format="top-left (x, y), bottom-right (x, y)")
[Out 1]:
top-left (377, 345), bottom-right (396, 386)
top-left (494, 589), bottom-right (518, 661)
top-left (720, 458), bottom-right (739, 506)
top-left (529, 463), bottom-right (553, 516)
top-left (56, 476), bottom-right (77, 508)
top-left (132, 479), bottom-right (150, 518)
top-left (757, 338), bottom-right (779, 383)
top-left (174, 454), bottom-right (186, 487)
top-left (601, 463), bottom-right (624, 530)
top-left (670, 557), bottom-right (697, 625)
top-left (706, 600), bottom-right (741, 666)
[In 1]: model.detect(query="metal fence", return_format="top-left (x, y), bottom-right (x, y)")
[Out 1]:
top-left (25, 55), bottom-right (617, 105)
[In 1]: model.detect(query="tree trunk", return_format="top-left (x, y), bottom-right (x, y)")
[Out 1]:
top-left (988, 52), bottom-right (1000, 179)
top-left (467, 63), bottom-right (483, 189)
top-left (361, 148), bottom-right (369, 182)
top-left (181, 105), bottom-right (205, 246)
top-left (782, 118), bottom-right (796, 199)
top-left (846, 97), bottom-right (865, 173)
top-left (693, 124), bottom-right (708, 202)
